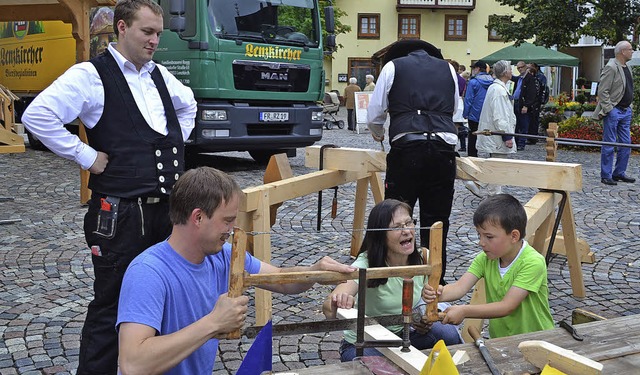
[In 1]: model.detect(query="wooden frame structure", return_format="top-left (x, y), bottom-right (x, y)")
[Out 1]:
top-left (0, 84), bottom-right (23, 154)
top-left (238, 146), bottom-right (589, 337)
top-left (0, 0), bottom-right (116, 203)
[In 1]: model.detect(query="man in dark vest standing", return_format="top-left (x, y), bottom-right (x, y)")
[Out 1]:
top-left (22, 1), bottom-right (197, 373)
top-left (367, 40), bottom-right (458, 284)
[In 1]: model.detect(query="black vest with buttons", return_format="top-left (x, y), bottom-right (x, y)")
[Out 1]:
top-left (87, 50), bottom-right (184, 199)
top-left (388, 50), bottom-right (457, 141)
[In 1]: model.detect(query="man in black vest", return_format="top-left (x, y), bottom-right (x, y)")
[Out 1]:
top-left (22, 1), bottom-right (197, 373)
top-left (367, 40), bottom-right (459, 285)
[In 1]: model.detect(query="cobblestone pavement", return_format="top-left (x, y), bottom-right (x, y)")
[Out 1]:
top-left (1, 108), bottom-right (640, 374)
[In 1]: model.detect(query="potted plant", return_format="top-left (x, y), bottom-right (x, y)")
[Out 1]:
top-left (581, 102), bottom-right (597, 117)
top-left (563, 101), bottom-right (582, 118)
top-left (576, 77), bottom-right (587, 88)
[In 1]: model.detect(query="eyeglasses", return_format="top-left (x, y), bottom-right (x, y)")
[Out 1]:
top-left (390, 219), bottom-right (417, 230)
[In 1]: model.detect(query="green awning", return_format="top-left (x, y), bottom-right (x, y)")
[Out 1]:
top-left (480, 42), bottom-right (579, 67)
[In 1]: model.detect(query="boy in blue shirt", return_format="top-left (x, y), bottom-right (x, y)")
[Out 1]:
top-left (423, 194), bottom-right (554, 338)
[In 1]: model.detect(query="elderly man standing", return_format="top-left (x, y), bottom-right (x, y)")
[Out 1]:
top-left (344, 77), bottom-right (361, 131)
top-left (593, 40), bottom-right (635, 185)
top-left (367, 39), bottom-right (458, 285)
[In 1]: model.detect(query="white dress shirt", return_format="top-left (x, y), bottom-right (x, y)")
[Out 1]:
top-left (367, 59), bottom-right (459, 145)
top-left (22, 43), bottom-right (197, 170)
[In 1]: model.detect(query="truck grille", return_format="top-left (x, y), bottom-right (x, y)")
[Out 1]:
top-left (233, 60), bottom-right (310, 92)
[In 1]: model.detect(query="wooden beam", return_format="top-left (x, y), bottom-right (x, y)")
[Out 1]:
top-left (558, 194), bottom-right (586, 298)
top-left (253, 188), bottom-right (272, 326)
top-left (263, 153), bottom-right (294, 227)
top-left (457, 157), bottom-right (583, 191)
top-left (519, 340), bottom-right (603, 375)
top-left (523, 192), bottom-right (560, 247)
top-left (244, 265), bottom-right (432, 287)
top-left (241, 169), bottom-right (367, 212)
top-left (306, 146), bottom-right (386, 172)
top-left (0, 5), bottom-right (73, 22)
top-left (305, 147), bottom-right (583, 191)
top-left (350, 177), bottom-right (369, 257)
top-left (337, 308), bottom-right (427, 375)
top-left (545, 234), bottom-right (595, 263)
top-left (461, 279), bottom-right (486, 343)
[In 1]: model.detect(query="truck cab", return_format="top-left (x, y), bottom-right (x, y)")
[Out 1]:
top-left (157, 0), bottom-right (334, 163)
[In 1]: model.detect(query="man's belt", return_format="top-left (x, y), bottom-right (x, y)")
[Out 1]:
top-left (391, 132), bottom-right (443, 147)
top-left (615, 105), bottom-right (629, 111)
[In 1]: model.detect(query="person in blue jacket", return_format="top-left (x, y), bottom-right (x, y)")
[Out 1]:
top-left (463, 60), bottom-right (494, 157)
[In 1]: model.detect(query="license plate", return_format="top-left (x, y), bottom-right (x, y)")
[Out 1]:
top-left (260, 112), bottom-right (289, 122)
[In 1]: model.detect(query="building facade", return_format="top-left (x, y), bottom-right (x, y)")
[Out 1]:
top-left (325, 0), bottom-right (518, 93)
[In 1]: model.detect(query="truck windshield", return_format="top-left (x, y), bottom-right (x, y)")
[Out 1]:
top-left (208, 0), bottom-right (320, 48)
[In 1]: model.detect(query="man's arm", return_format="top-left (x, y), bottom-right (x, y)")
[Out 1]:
top-left (596, 64), bottom-right (616, 115)
top-left (21, 63), bottom-right (100, 170)
top-left (257, 256), bottom-right (357, 294)
top-left (118, 293), bottom-right (249, 375)
top-left (441, 286), bottom-right (529, 325)
top-left (367, 62), bottom-right (394, 141)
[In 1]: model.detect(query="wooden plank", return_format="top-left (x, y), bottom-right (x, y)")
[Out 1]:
top-left (351, 178), bottom-right (369, 257)
top-left (572, 308), bottom-right (607, 325)
top-left (306, 146), bottom-right (583, 191)
top-left (558, 194), bottom-right (585, 298)
top-left (245, 265), bottom-right (432, 287)
top-left (546, 234), bottom-right (595, 263)
top-left (369, 172), bottom-right (384, 204)
top-left (457, 156), bottom-right (583, 192)
top-left (436, 315), bottom-right (640, 375)
top-left (253, 188), bottom-right (272, 326)
top-left (306, 146), bottom-right (386, 172)
top-left (426, 222), bottom-right (442, 322)
top-left (337, 308), bottom-right (427, 375)
top-left (241, 169), bottom-right (368, 212)
top-left (263, 153), bottom-right (294, 227)
top-left (227, 228), bottom-right (247, 339)
top-left (519, 340), bottom-right (603, 375)
top-left (523, 192), bottom-right (560, 246)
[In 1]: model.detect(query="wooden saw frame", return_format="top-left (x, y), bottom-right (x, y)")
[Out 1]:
top-left (236, 146), bottom-right (590, 346)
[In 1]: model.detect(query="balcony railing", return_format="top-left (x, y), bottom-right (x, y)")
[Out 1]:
top-left (397, 0), bottom-right (475, 10)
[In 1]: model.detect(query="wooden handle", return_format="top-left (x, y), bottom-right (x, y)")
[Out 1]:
top-left (227, 227), bottom-right (247, 340)
top-left (244, 265), bottom-right (431, 287)
top-left (468, 325), bottom-right (482, 342)
top-left (426, 221), bottom-right (443, 322)
top-left (402, 278), bottom-right (413, 318)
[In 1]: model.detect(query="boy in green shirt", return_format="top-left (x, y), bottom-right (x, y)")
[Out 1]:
top-left (423, 194), bottom-right (554, 338)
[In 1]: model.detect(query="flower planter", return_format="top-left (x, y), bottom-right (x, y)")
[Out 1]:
top-left (581, 111), bottom-right (594, 118)
top-left (564, 111), bottom-right (576, 118)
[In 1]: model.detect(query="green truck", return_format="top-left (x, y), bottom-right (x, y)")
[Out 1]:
top-left (157, 0), bottom-right (335, 163)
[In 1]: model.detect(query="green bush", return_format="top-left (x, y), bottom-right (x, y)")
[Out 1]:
top-left (582, 102), bottom-right (596, 111)
top-left (575, 93), bottom-right (587, 104)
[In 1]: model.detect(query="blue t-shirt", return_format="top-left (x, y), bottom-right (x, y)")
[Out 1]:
top-left (117, 241), bottom-right (262, 374)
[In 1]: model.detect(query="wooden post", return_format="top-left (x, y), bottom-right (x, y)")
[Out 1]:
top-left (253, 188), bottom-right (272, 325)
top-left (227, 227), bottom-right (248, 339)
top-left (350, 177), bottom-right (369, 257)
top-left (426, 222), bottom-right (443, 322)
top-left (546, 122), bottom-right (558, 162)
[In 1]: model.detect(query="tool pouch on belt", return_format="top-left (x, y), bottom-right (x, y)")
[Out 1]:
top-left (93, 196), bottom-right (120, 239)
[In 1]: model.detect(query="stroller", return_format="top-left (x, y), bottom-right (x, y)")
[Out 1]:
top-left (321, 90), bottom-right (344, 130)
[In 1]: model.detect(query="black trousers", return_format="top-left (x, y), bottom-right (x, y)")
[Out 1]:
top-left (347, 109), bottom-right (355, 130)
top-left (77, 195), bottom-right (172, 375)
top-left (467, 120), bottom-right (479, 157)
top-left (384, 140), bottom-right (457, 284)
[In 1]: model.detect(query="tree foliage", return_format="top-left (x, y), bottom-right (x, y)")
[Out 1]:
top-left (490, 0), bottom-right (640, 48)
top-left (278, 1), bottom-right (350, 51)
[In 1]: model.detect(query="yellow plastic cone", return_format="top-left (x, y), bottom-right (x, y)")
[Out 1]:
top-left (420, 339), bottom-right (459, 375)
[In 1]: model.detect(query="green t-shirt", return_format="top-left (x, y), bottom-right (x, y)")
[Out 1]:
top-left (343, 254), bottom-right (425, 344)
top-left (467, 242), bottom-right (555, 338)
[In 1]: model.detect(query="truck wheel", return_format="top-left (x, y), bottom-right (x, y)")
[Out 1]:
top-left (26, 130), bottom-right (48, 151)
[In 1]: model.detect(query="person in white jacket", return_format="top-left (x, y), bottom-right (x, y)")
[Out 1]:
top-left (476, 60), bottom-right (517, 195)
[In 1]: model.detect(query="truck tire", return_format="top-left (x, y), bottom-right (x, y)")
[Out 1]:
top-left (249, 149), bottom-right (295, 164)
top-left (26, 130), bottom-right (49, 151)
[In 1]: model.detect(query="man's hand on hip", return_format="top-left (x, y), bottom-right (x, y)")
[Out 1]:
top-left (89, 151), bottom-right (109, 174)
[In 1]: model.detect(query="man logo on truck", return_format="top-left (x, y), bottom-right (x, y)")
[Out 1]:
top-left (261, 72), bottom-right (288, 81)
